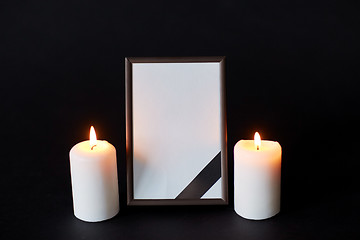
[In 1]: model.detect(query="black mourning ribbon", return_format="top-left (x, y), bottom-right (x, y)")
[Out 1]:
top-left (175, 152), bottom-right (221, 199)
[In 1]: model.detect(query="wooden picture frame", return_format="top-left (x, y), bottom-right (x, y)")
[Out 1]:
top-left (125, 57), bottom-right (228, 205)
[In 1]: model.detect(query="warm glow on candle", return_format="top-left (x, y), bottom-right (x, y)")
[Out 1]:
top-left (90, 126), bottom-right (97, 149)
top-left (254, 132), bottom-right (261, 150)
top-left (70, 125), bottom-right (119, 222)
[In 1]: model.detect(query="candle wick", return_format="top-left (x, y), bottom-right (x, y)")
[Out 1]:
top-left (91, 145), bottom-right (97, 150)
top-left (257, 146), bottom-right (259, 150)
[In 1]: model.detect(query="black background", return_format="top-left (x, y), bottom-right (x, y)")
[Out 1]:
top-left (1, 0), bottom-right (360, 239)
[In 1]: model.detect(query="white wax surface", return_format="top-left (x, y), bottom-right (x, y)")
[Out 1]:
top-left (234, 140), bottom-right (282, 220)
top-left (69, 140), bottom-right (119, 222)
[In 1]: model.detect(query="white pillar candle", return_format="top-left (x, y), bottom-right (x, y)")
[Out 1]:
top-left (234, 132), bottom-right (282, 220)
top-left (69, 126), bottom-right (119, 222)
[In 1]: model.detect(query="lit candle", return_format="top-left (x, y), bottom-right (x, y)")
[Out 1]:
top-left (234, 132), bottom-right (282, 220)
top-left (69, 126), bottom-right (119, 222)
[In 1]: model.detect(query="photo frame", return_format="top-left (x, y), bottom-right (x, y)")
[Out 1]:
top-left (126, 57), bottom-right (228, 205)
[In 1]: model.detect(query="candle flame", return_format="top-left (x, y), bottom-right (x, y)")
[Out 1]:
top-left (254, 132), bottom-right (261, 150)
top-left (90, 126), bottom-right (97, 149)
